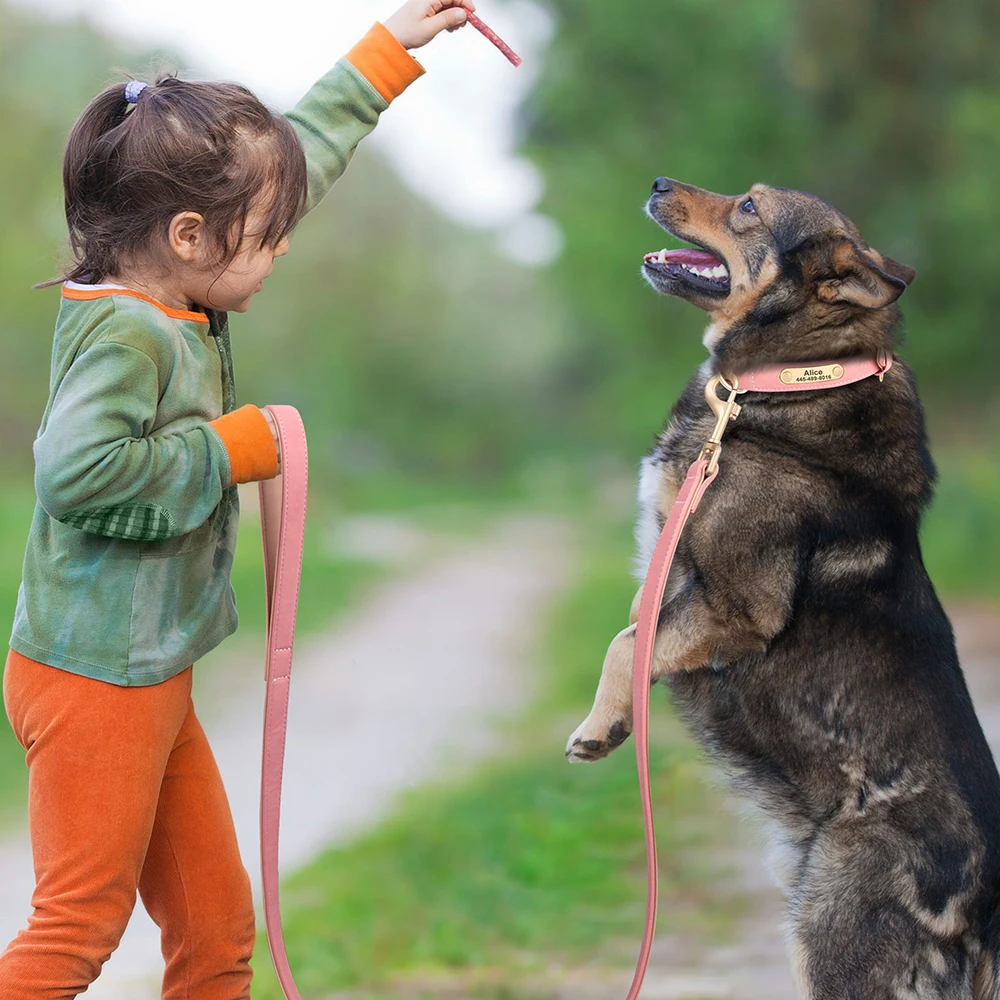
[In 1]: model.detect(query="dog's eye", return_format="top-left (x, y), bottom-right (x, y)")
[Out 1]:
top-left (740, 198), bottom-right (757, 216)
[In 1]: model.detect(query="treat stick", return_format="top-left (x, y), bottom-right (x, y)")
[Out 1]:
top-left (466, 11), bottom-right (522, 66)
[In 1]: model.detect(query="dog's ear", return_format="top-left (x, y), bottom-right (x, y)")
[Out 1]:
top-left (817, 241), bottom-right (916, 309)
top-left (879, 256), bottom-right (917, 287)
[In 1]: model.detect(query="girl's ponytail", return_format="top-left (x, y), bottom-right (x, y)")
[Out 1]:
top-left (34, 83), bottom-right (129, 288)
top-left (64, 82), bottom-right (132, 204)
top-left (35, 81), bottom-right (135, 288)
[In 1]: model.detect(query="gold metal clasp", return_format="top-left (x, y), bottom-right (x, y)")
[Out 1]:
top-left (700, 373), bottom-right (744, 474)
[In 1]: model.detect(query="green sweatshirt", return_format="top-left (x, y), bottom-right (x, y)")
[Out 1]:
top-left (8, 24), bottom-right (425, 686)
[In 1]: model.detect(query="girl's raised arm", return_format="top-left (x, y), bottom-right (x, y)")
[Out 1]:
top-left (285, 1), bottom-right (473, 215)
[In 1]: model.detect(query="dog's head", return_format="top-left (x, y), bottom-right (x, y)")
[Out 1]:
top-left (643, 178), bottom-right (916, 370)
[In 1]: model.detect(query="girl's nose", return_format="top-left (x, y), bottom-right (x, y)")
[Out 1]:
top-left (274, 236), bottom-right (290, 257)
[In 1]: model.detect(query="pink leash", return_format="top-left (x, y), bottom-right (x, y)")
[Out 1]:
top-left (258, 404), bottom-right (309, 1000)
top-left (625, 351), bottom-right (892, 999)
top-left (255, 353), bottom-right (892, 1000)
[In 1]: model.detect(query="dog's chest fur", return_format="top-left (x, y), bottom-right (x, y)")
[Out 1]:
top-left (634, 453), bottom-right (678, 581)
top-left (633, 361), bottom-right (714, 583)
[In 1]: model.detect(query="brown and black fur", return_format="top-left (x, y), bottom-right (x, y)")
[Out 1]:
top-left (567, 178), bottom-right (1000, 998)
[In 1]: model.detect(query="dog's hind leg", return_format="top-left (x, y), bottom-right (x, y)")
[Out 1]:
top-left (790, 917), bottom-right (979, 1000)
top-left (973, 909), bottom-right (1000, 1000)
top-left (789, 837), bottom-right (981, 1000)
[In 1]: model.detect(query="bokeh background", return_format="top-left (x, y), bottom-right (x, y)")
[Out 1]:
top-left (1, 0), bottom-right (999, 996)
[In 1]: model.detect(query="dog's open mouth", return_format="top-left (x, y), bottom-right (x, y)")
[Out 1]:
top-left (643, 247), bottom-right (730, 296)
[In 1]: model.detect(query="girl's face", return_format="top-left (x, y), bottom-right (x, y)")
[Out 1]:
top-left (194, 204), bottom-right (290, 313)
top-left (133, 191), bottom-right (293, 314)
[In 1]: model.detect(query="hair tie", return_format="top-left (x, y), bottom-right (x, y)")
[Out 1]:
top-left (124, 80), bottom-right (149, 104)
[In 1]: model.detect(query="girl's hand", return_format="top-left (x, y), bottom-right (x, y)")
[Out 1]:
top-left (384, 0), bottom-right (476, 50)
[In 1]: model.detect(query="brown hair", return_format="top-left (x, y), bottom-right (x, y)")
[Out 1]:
top-left (38, 72), bottom-right (308, 289)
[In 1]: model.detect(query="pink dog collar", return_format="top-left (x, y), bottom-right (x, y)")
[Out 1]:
top-left (733, 349), bottom-right (892, 393)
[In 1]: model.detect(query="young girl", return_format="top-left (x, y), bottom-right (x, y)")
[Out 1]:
top-left (0, 1), bottom-right (474, 996)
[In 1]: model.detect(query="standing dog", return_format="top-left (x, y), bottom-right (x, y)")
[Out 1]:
top-left (567, 177), bottom-right (1000, 998)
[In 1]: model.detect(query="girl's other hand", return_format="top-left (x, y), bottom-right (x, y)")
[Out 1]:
top-left (384, 0), bottom-right (476, 49)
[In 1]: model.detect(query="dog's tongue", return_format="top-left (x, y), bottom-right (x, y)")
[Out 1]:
top-left (652, 248), bottom-right (725, 267)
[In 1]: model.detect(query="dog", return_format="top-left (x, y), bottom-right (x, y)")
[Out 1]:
top-left (566, 177), bottom-right (1000, 998)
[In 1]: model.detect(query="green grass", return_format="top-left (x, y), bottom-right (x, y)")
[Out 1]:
top-left (921, 447), bottom-right (1000, 599)
top-left (248, 513), bottom-right (740, 999)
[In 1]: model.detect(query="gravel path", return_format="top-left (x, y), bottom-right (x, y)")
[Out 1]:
top-left (0, 513), bottom-right (572, 999)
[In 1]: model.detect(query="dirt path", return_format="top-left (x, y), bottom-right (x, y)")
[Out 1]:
top-left (0, 513), bottom-right (573, 999)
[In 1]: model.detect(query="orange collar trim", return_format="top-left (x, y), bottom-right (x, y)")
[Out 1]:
top-left (62, 284), bottom-right (210, 324)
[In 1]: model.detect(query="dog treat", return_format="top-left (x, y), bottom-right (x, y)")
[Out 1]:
top-left (466, 11), bottom-right (522, 66)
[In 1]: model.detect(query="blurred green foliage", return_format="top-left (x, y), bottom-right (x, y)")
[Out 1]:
top-left (2, 0), bottom-right (999, 597)
top-left (0, 2), bottom-right (570, 499)
top-left (4, 0), bottom-right (1000, 492)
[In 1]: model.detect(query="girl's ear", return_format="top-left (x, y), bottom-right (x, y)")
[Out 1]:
top-left (166, 211), bottom-right (205, 263)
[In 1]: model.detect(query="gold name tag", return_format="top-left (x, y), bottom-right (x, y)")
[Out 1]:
top-left (779, 364), bottom-right (844, 385)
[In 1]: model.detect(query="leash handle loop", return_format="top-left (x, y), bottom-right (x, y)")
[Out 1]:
top-left (259, 404), bottom-right (309, 1000)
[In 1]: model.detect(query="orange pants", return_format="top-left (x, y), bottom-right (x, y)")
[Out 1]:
top-left (0, 648), bottom-right (255, 999)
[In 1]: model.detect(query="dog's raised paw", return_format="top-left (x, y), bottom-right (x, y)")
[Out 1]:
top-left (565, 718), bottom-right (631, 762)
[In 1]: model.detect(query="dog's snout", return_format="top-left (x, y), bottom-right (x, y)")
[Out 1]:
top-left (651, 177), bottom-right (673, 195)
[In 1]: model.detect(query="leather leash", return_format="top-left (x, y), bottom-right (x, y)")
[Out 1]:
top-left (258, 404), bottom-right (309, 1000)
top-left (253, 354), bottom-right (892, 1000)
top-left (624, 350), bottom-right (892, 999)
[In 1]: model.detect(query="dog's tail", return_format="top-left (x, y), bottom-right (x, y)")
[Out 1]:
top-left (975, 908), bottom-right (1000, 1000)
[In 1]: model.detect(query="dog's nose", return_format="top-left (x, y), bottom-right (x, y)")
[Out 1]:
top-left (651, 177), bottom-right (672, 195)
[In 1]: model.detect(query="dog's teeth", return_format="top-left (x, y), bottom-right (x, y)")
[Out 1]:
top-left (660, 258), bottom-right (727, 281)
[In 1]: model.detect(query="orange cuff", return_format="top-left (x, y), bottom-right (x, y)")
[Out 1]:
top-left (208, 404), bottom-right (279, 486)
top-left (346, 22), bottom-right (425, 103)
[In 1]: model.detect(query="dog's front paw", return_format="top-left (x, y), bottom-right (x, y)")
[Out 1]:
top-left (565, 716), bottom-right (631, 762)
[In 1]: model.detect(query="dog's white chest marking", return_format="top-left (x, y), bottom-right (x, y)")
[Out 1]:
top-left (634, 456), bottom-right (665, 581)
top-left (634, 362), bottom-right (715, 584)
